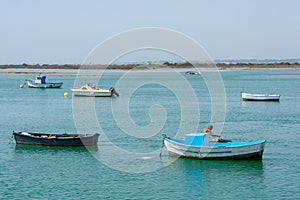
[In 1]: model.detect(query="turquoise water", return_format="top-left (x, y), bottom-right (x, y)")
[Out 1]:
top-left (0, 69), bottom-right (299, 199)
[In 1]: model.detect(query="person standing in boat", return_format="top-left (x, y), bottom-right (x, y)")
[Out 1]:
top-left (202, 125), bottom-right (220, 141)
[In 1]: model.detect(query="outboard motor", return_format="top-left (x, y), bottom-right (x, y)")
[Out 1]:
top-left (109, 87), bottom-right (119, 97)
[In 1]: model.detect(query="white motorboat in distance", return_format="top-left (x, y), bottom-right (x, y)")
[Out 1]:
top-left (242, 92), bottom-right (280, 101)
top-left (25, 75), bottom-right (63, 88)
top-left (185, 71), bottom-right (201, 75)
top-left (71, 84), bottom-right (119, 97)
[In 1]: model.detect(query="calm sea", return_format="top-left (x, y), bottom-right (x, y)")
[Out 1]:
top-left (0, 69), bottom-right (299, 199)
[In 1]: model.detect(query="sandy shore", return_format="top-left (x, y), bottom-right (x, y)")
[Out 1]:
top-left (0, 62), bottom-right (300, 72)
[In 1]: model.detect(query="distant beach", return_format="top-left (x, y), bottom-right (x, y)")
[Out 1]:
top-left (0, 62), bottom-right (299, 73)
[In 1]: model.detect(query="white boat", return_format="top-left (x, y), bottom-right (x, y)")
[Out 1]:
top-left (71, 84), bottom-right (119, 97)
top-left (241, 92), bottom-right (280, 101)
top-left (25, 75), bottom-right (63, 88)
top-left (162, 133), bottom-right (266, 160)
top-left (185, 71), bottom-right (201, 75)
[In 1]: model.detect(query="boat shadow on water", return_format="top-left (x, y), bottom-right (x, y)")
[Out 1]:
top-left (169, 157), bottom-right (264, 172)
top-left (163, 158), bottom-right (265, 192)
top-left (241, 100), bottom-right (280, 107)
top-left (13, 144), bottom-right (99, 153)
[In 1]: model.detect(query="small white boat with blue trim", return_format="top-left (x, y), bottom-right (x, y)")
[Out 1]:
top-left (25, 75), bottom-right (63, 88)
top-left (241, 92), bottom-right (280, 101)
top-left (162, 133), bottom-right (266, 160)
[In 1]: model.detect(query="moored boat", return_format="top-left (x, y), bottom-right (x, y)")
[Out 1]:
top-left (241, 92), bottom-right (280, 101)
top-left (185, 71), bottom-right (201, 75)
top-left (12, 131), bottom-right (100, 146)
top-left (71, 84), bottom-right (119, 97)
top-left (162, 133), bottom-right (266, 160)
top-left (25, 75), bottom-right (63, 88)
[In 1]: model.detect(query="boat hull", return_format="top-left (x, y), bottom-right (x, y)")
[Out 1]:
top-left (13, 131), bottom-right (99, 146)
top-left (164, 138), bottom-right (266, 160)
top-left (27, 80), bottom-right (63, 88)
top-left (71, 90), bottom-right (113, 97)
top-left (185, 71), bottom-right (201, 75)
top-left (242, 92), bottom-right (280, 101)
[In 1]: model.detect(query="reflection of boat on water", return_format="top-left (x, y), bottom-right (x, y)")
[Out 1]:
top-left (13, 131), bottom-right (100, 146)
top-left (162, 155), bottom-right (264, 194)
top-left (162, 133), bottom-right (266, 160)
top-left (241, 92), bottom-right (280, 101)
top-left (25, 75), bottom-right (63, 88)
top-left (71, 84), bottom-right (119, 97)
top-left (171, 158), bottom-right (264, 182)
top-left (14, 143), bottom-right (99, 152)
top-left (185, 71), bottom-right (201, 75)
top-left (172, 157), bottom-right (264, 170)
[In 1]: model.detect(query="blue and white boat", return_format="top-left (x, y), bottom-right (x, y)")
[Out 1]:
top-left (162, 133), bottom-right (266, 160)
top-left (25, 75), bottom-right (63, 88)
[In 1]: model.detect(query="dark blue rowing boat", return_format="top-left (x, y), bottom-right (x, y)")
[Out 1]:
top-left (12, 131), bottom-right (99, 146)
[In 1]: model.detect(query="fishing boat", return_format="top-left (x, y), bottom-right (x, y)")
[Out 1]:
top-left (162, 133), bottom-right (266, 160)
top-left (185, 71), bottom-right (201, 75)
top-left (241, 92), bottom-right (280, 101)
top-left (25, 75), bottom-right (63, 88)
top-left (12, 131), bottom-right (100, 146)
top-left (71, 84), bottom-right (119, 97)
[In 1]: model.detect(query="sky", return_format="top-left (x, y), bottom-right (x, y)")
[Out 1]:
top-left (0, 0), bottom-right (300, 64)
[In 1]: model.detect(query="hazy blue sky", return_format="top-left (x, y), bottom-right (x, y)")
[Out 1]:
top-left (1, 0), bottom-right (299, 64)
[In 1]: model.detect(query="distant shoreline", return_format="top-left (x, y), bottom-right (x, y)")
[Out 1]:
top-left (0, 62), bottom-right (300, 71)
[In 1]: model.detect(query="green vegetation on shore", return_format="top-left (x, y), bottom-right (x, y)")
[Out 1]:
top-left (1, 62), bottom-right (300, 70)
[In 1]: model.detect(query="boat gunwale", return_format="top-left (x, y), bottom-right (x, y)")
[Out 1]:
top-left (26, 79), bottom-right (63, 84)
top-left (241, 92), bottom-right (280, 97)
top-left (13, 131), bottom-right (99, 140)
top-left (164, 137), bottom-right (266, 148)
top-left (70, 88), bottom-right (111, 93)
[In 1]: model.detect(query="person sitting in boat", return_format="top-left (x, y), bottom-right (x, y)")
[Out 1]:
top-left (202, 125), bottom-right (220, 142)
